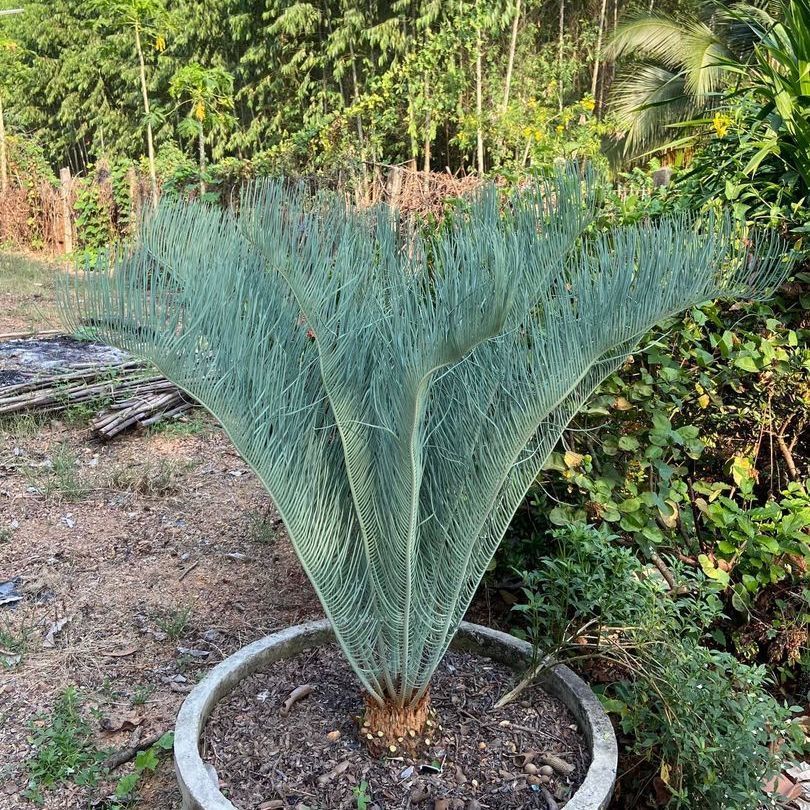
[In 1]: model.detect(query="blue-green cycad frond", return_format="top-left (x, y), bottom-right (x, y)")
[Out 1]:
top-left (58, 172), bottom-right (789, 705)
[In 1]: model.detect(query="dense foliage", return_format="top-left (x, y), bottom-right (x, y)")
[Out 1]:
top-left (513, 526), bottom-right (804, 808)
top-left (0, 0), bottom-right (623, 177)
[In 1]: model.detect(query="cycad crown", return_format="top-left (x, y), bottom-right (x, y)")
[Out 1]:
top-left (58, 173), bottom-right (786, 714)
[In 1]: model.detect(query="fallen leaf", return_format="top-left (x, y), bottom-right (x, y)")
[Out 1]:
top-left (101, 714), bottom-right (142, 733)
top-left (101, 645), bottom-right (139, 658)
top-left (43, 616), bottom-right (70, 648)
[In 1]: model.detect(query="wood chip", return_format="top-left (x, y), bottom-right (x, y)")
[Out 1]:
top-left (316, 759), bottom-right (349, 786)
top-left (280, 684), bottom-right (314, 716)
top-left (101, 645), bottom-right (139, 657)
top-left (538, 753), bottom-right (574, 776)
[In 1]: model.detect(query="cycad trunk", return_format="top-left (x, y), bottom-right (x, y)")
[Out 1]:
top-left (363, 691), bottom-right (433, 755)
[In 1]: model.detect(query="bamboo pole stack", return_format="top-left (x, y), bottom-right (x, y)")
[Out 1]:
top-left (0, 361), bottom-right (195, 438)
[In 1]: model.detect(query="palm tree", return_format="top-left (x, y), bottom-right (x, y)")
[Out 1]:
top-left (605, 0), bottom-right (776, 157)
top-left (169, 63), bottom-right (234, 196)
top-left (58, 173), bottom-right (787, 747)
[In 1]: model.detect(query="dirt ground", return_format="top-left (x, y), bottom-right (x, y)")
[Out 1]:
top-left (0, 407), bottom-right (324, 808)
top-left (0, 255), bottom-right (321, 808)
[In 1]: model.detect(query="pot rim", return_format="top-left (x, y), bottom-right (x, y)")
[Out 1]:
top-left (175, 619), bottom-right (617, 810)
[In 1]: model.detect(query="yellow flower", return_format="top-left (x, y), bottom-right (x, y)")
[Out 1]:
top-left (713, 112), bottom-right (731, 138)
top-left (582, 96), bottom-right (596, 112)
top-left (194, 101), bottom-right (206, 122)
top-left (155, 33), bottom-right (166, 52)
top-left (555, 124), bottom-right (564, 135)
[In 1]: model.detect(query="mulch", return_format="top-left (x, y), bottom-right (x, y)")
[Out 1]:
top-left (203, 644), bottom-right (589, 810)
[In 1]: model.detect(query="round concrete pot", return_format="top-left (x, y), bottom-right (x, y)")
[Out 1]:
top-left (175, 619), bottom-right (617, 810)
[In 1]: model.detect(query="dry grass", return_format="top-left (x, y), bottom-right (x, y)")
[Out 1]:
top-left (0, 251), bottom-right (61, 334)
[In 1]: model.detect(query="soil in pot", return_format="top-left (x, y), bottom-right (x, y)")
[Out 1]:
top-left (202, 644), bottom-right (590, 809)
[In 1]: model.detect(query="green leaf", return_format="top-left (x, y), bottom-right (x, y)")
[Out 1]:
top-left (733, 355), bottom-right (759, 372)
top-left (134, 748), bottom-right (159, 772)
top-left (115, 773), bottom-right (140, 798)
top-left (618, 497), bottom-right (643, 513)
top-left (698, 554), bottom-right (730, 587)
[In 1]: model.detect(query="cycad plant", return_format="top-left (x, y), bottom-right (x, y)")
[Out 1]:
top-left (57, 173), bottom-right (787, 750)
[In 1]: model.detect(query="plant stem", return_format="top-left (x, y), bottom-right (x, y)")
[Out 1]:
top-left (134, 22), bottom-right (158, 207)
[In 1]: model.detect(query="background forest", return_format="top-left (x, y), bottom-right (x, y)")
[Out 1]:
top-left (0, 0), bottom-right (808, 808)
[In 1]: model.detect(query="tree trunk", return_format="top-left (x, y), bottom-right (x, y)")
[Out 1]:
top-left (135, 23), bottom-right (158, 208)
top-left (423, 72), bottom-right (431, 193)
top-left (0, 92), bottom-right (7, 194)
top-left (198, 126), bottom-right (206, 196)
top-left (362, 691), bottom-right (433, 757)
top-left (59, 167), bottom-right (73, 255)
top-left (475, 20), bottom-right (485, 175)
top-left (349, 41), bottom-right (370, 202)
top-left (501, 0), bottom-right (521, 116)
top-left (558, 0), bottom-right (565, 112)
top-left (591, 0), bottom-right (608, 104)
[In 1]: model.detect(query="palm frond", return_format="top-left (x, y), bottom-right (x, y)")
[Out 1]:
top-left (609, 64), bottom-right (696, 155)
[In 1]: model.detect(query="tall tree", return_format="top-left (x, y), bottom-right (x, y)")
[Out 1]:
top-left (0, 9), bottom-right (23, 192)
top-left (502, 0), bottom-right (521, 115)
top-left (590, 0), bottom-right (608, 104)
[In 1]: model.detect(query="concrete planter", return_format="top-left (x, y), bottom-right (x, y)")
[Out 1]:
top-left (175, 620), bottom-right (617, 810)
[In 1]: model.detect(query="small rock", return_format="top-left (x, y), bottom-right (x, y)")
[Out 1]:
top-left (524, 763), bottom-right (538, 775)
top-left (177, 647), bottom-right (209, 659)
top-left (170, 682), bottom-right (192, 693)
top-left (326, 729), bottom-right (341, 742)
top-left (477, 741), bottom-right (487, 750)
top-left (201, 629), bottom-right (221, 643)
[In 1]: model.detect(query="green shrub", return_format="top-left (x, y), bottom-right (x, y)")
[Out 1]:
top-left (513, 526), bottom-right (802, 809)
